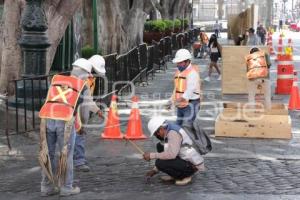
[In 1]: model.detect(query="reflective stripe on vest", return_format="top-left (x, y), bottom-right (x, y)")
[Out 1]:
top-left (174, 65), bottom-right (200, 108)
top-left (245, 51), bottom-right (268, 79)
top-left (75, 78), bottom-right (96, 132)
top-left (87, 77), bottom-right (96, 95)
top-left (39, 75), bottom-right (86, 121)
top-left (277, 61), bottom-right (293, 65)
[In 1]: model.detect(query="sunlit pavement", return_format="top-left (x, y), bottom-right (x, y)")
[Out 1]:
top-left (1, 30), bottom-right (300, 199)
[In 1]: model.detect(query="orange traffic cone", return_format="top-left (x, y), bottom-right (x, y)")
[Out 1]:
top-left (101, 94), bottom-right (123, 139)
top-left (288, 73), bottom-right (300, 110)
top-left (124, 96), bottom-right (147, 140)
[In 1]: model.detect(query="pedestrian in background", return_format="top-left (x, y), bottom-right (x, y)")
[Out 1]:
top-left (213, 20), bottom-right (220, 38)
top-left (257, 24), bottom-right (267, 45)
top-left (205, 34), bottom-right (221, 81)
top-left (199, 28), bottom-right (209, 58)
top-left (246, 28), bottom-right (261, 46)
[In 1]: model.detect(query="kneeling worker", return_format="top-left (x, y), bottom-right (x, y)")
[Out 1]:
top-left (143, 116), bottom-right (204, 185)
top-left (246, 47), bottom-right (271, 110)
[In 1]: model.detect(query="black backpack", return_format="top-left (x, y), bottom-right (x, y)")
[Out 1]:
top-left (182, 120), bottom-right (212, 155)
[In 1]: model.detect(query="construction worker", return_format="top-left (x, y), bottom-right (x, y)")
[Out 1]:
top-left (199, 28), bottom-right (209, 58)
top-left (169, 49), bottom-right (201, 126)
top-left (143, 116), bottom-right (205, 186)
top-left (246, 47), bottom-right (272, 110)
top-left (73, 55), bottom-right (106, 172)
top-left (39, 58), bottom-right (102, 197)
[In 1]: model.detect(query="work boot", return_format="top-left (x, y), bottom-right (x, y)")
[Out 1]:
top-left (60, 186), bottom-right (80, 197)
top-left (76, 164), bottom-right (90, 172)
top-left (160, 175), bottom-right (175, 182)
top-left (40, 186), bottom-right (59, 197)
top-left (175, 176), bottom-right (192, 186)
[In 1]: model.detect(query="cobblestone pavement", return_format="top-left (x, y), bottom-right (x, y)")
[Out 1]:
top-left (1, 31), bottom-right (300, 199)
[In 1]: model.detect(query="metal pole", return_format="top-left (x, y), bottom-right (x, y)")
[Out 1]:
top-left (93, 0), bottom-right (98, 54)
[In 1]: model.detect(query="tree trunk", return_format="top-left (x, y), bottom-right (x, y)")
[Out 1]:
top-left (0, 0), bottom-right (82, 95)
top-left (82, 0), bottom-right (93, 47)
top-left (44, 0), bottom-right (82, 72)
top-left (0, 0), bottom-right (23, 94)
top-left (98, 0), bottom-right (154, 55)
top-left (155, 0), bottom-right (189, 20)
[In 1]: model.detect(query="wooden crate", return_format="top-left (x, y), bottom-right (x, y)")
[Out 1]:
top-left (221, 46), bottom-right (269, 94)
top-left (215, 103), bottom-right (292, 139)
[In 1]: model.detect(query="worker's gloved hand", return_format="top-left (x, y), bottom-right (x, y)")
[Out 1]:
top-left (146, 169), bottom-right (158, 178)
top-left (97, 110), bottom-right (103, 119)
top-left (165, 100), bottom-right (173, 110)
top-left (143, 152), bottom-right (151, 161)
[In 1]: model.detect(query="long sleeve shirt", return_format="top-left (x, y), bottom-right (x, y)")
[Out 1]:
top-left (150, 131), bottom-right (181, 160)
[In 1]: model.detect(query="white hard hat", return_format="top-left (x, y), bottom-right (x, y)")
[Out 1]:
top-left (89, 55), bottom-right (106, 75)
top-left (172, 49), bottom-right (192, 63)
top-left (148, 116), bottom-right (166, 137)
top-left (72, 58), bottom-right (93, 73)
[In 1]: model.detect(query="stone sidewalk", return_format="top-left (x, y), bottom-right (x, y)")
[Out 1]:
top-left (1, 32), bottom-right (300, 199)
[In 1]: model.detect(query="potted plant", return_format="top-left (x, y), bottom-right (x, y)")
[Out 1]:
top-left (143, 19), bottom-right (167, 43)
top-left (163, 19), bottom-right (174, 36)
top-left (174, 19), bottom-right (181, 33)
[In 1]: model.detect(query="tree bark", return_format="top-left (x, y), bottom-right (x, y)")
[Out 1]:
top-left (82, 0), bottom-right (93, 47)
top-left (0, 0), bottom-right (82, 95)
top-left (154, 0), bottom-right (189, 20)
top-left (98, 0), bottom-right (154, 55)
top-left (44, 0), bottom-right (82, 72)
top-left (0, 0), bottom-right (23, 94)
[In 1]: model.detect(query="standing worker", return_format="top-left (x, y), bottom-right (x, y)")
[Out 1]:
top-left (73, 55), bottom-right (106, 172)
top-left (39, 58), bottom-right (101, 197)
top-left (169, 49), bottom-right (201, 126)
top-left (143, 116), bottom-right (205, 185)
top-left (246, 47), bottom-right (272, 110)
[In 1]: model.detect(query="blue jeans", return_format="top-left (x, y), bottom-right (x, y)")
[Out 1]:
top-left (74, 132), bottom-right (87, 167)
top-left (41, 119), bottom-right (76, 190)
top-left (200, 44), bottom-right (208, 57)
top-left (176, 99), bottom-right (200, 126)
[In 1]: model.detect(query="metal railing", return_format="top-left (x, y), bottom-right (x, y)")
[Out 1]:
top-left (7, 28), bottom-right (200, 135)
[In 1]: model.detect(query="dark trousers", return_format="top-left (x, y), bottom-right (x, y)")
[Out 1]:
top-left (155, 143), bottom-right (197, 180)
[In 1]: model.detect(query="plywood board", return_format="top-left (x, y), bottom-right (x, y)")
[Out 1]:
top-left (222, 46), bottom-right (269, 94)
top-left (215, 103), bottom-right (291, 139)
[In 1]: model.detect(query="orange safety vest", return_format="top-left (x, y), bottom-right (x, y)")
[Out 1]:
top-left (200, 32), bottom-right (209, 45)
top-left (74, 77), bottom-right (96, 132)
top-left (173, 64), bottom-right (200, 108)
top-left (245, 51), bottom-right (268, 80)
top-left (39, 75), bottom-right (86, 122)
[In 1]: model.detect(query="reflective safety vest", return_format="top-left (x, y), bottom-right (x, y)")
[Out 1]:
top-left (173, 64), bottom-right (200, 108)
top-left (200, 32), bottom-right (209, 44)
top-left (74, 77), bottom-right (96, 132)
top-left (245, 51), bottom-right (268, 80)
top-left (39, 75), bottom-right (86, 122)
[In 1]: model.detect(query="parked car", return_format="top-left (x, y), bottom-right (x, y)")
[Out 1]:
top-left (290, 22), bottom-right (300, 32)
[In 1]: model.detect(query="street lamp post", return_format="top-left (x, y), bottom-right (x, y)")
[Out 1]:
top-left (19, 0), bottom-right (50, 78)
